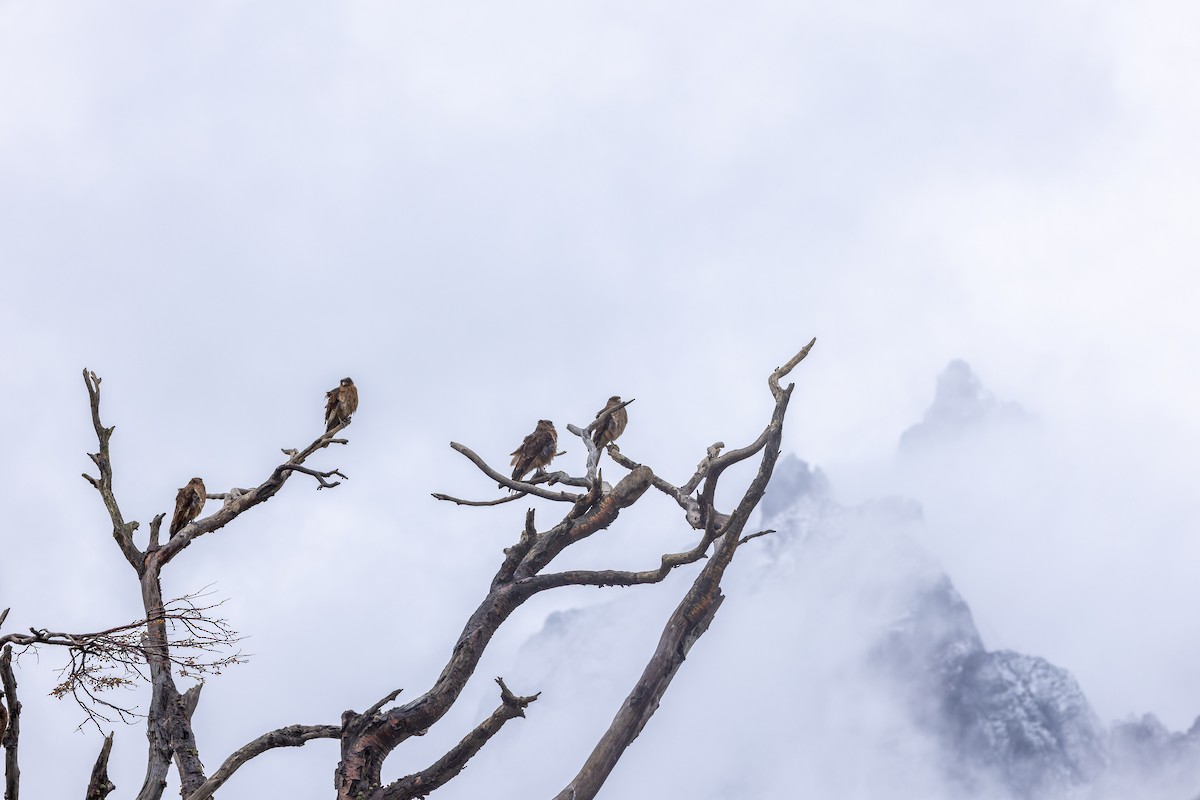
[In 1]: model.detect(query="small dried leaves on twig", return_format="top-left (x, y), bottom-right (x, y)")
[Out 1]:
top-left (2, 592), bottom-right (245, 730)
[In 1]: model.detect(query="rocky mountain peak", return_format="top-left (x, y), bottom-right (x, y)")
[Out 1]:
top-left (900, 359), bottom-right (1031, 453)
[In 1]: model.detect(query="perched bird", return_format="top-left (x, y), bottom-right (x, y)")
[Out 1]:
top-left (170, 477), bottom-right (207, 537)
top-left (325, 377), bottom-right (359, 431)
top-left (507, 420), bottom-right (558, 486)
top-left (591, 396), bottom-right (628, 449)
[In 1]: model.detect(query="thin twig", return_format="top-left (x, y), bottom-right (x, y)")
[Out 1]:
top-left (379, 678), bottom-right (539, 800)
top-left (737, 529), bottom-right (776, 546)
top-left (272, 464), bottom-right (347, 490)
top-left (429, 492), bottom-right (527, 507)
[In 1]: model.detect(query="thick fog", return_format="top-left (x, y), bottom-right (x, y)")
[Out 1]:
top-left (1, 2), bottom-right (1198, 798)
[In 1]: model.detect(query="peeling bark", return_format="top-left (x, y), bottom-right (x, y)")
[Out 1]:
top-left (84, 734), bottom-right (116, 800)
top-left (1, 645), bottom-right (19, 800)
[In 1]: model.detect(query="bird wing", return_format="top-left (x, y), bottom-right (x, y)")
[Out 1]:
top-left (592, 413), bottom-right (613, 446)
top-left (324, 387), bottom-right (340, 425)
top-left (511, 431), bottom-right (537, 470)
top-left (531, 427), bottom-right (557, 466)
top-left (610, 406), bottom-right (628, 440)
top-left (593, 402), bottom-right (625, 446)
top-left (170, 485), bottom-right (190, 534)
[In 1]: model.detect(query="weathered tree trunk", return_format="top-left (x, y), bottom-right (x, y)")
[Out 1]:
top-left (136, 571), bottom-right (175, 800)
top-left (551, 541), bottom-right (733, 800)
top-left (136, 564), bottom-right (209, 800)
top-left (1, 645), bottom-right (19, 800)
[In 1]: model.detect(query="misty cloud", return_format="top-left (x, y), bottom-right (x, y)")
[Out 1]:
top-left (2, 2), bottom-right (1198, 797)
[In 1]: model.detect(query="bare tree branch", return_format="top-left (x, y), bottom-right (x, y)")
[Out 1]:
top-left (565, 422), bottom-right (602, 484)
top-left (334, 579), bottom-right (540, 797)
top-left (493, 509), bottom-right (538, 588)
top-left (80, 369), bottom-right (143, 573)
top-left (378, 678), bottom-right (539, 800)
top-left (770, 337), bottom-right (817, 400)
top-left (567, 397), bottom-right (635, 481)
top-left (343, 411), bottom-right (749, 796)
top-left (551, 534), bottom-right (735, 800)
top-left (429, 491), bottom-right (528, 508)
top-left (738, 529), bottom-right (776, 546)
top-left (681, 442), bottom-right (726, 496)
top-left (519, 524), bottom-right (720, 592)
top-left (273, 464), bottom-right (347, 489)
top-left (605, 448), bottom-right (707, 528)
top-left (0, 594), bottom-right (238, 656)
top-left (84, 733), bottom-right (116, 800)
top-left (156, 428), bottom-right (349, 567)
top-left (146, 514), bottom-right (165, 553)
top-left (445, 443), bottom-right (587, 502)
top-left (361, 689), bottom-right (404, 722)
top-left (185, 724), bottom-right (341, 800)
top-left (46, 347), bottom-right (814, 800)
top-left (75, 371), bottom-right (353, 800)
top-left (0, 595), bottom-right (242, 736)
top-left (513, 467), bottom-right (653, 579)
top-left (553, 341), bottom-right (813, 800)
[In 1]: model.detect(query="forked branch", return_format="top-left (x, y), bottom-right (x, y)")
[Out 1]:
top-left (155, 429), bottom-right (349, 567)
top-left (74, 371), bottom-right (355, 800)
top-left (81, 369), bottom-right (143, 573)
top-left (272, 464), bottom-right (347, 490)
top-left (379, 678), bottom-right (539, 800)
top-left (553, 340), bottom-right (813, 800)
top-left (59, 345), bottom-right (813, 800)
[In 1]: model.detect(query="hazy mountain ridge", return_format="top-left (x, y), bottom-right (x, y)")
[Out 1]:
top-left (505, 362), bottom-right (1200, 799)
top-left (899, 358), bottom-right (1033, 454)
top-left (767, 454), bottom-right (1115, 799)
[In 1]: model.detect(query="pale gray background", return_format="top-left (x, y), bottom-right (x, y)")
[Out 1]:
top-left (1, 1), bottom-right (1197, 797)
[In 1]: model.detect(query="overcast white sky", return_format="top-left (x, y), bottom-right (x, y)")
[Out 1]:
top-left (2, 1), bottom-right (1198, 797)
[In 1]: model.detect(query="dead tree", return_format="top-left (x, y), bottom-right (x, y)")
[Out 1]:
top-left (0, 339), bottom-right (815, 800)
top-left (2, 640), bottom-right (20, 800)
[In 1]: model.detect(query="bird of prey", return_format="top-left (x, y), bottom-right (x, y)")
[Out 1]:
top-left (325, 377), bottom-right (359, 431)
top-left (591, 396), bottom-right (628, 449)
top-left (170, 477), bottom-right (207, 537)
top-left (508, 420), bottom-right (558, 484)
